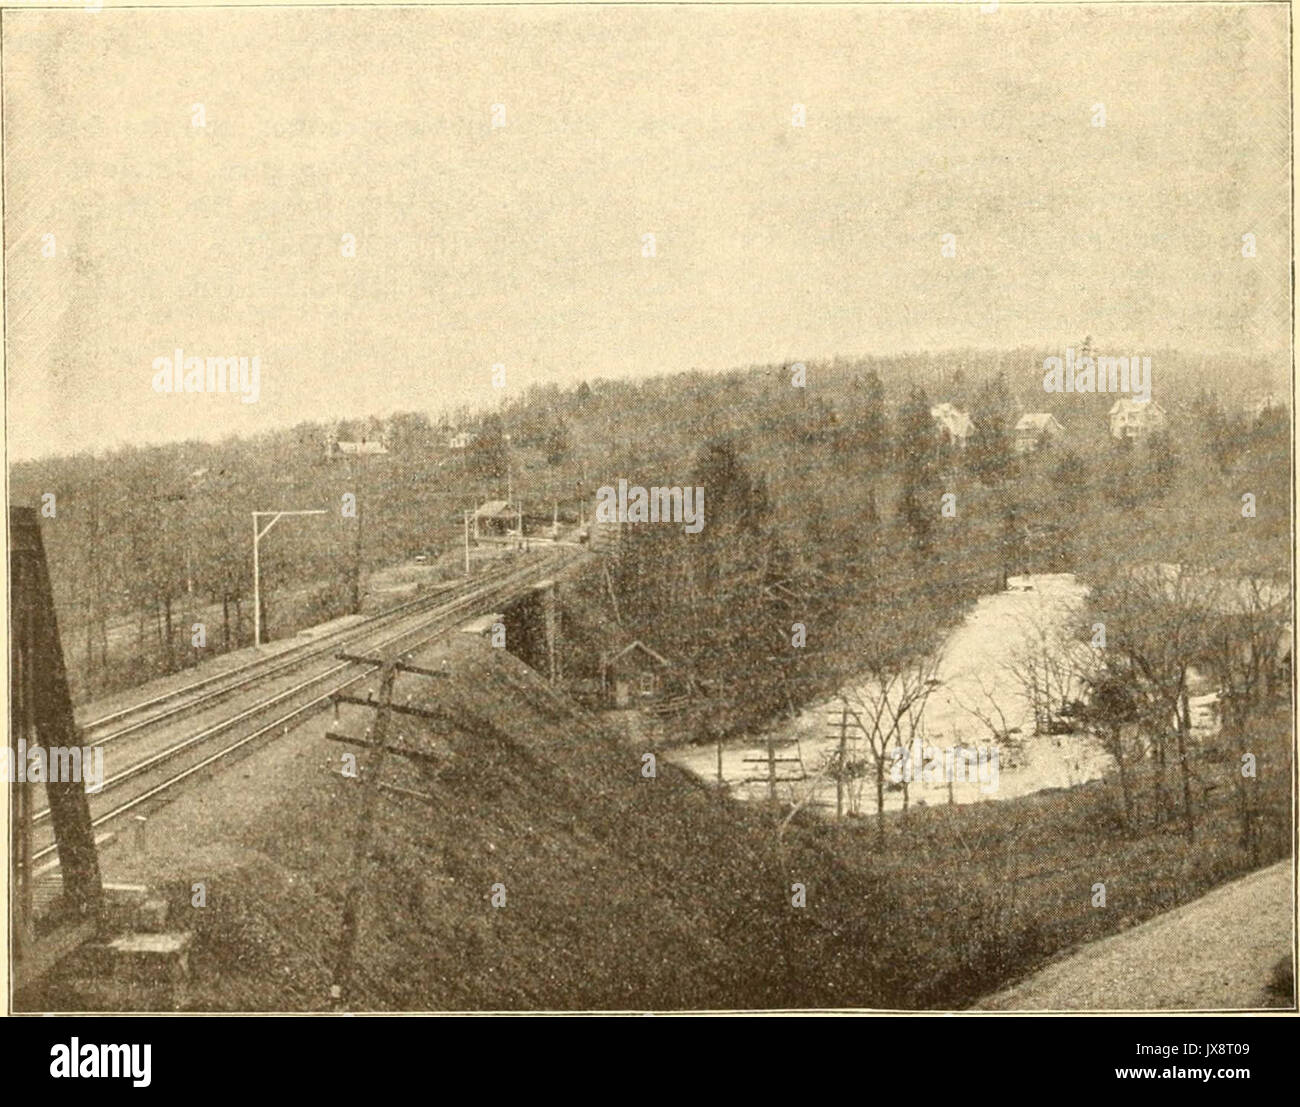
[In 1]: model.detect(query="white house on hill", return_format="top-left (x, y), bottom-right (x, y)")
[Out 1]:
top-left (1014, 413), bottom-right (1064, 454)
top-left (930, 403), bottom-right (974, 449)
top-left (1108, 398), bottom-right (1166, 440)
top-left (326, 436), bottom-right (389, 459)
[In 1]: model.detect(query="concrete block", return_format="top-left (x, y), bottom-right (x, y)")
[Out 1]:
top-left (108, 931), bottom-right (194, 984)
top-left (99, 883), bottom-right (151, 932)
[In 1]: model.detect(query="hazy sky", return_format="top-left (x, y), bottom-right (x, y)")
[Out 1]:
top-left (3, 3), bottom-right (1290, 461)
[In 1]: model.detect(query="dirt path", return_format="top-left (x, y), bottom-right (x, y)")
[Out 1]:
top-left (976, 861), bottom-right (1294, 1010)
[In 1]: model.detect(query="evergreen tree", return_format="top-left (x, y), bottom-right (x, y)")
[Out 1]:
top-left (895, 386), bottom-right (940, 555)
top-left (897, 482), bottom-right (934, 556)
top-left (469, 413), bottom-right (509, 486)
top-left (969, 374), bottom-right (1014, 485)
top-left (544, 417), bottom-right (571, 467)
top-left (1193, 390), bottom-right (1242, 473)
top-left (858, 370), bottom-right (890, 462)
top-left (895, 385), bottom-right (935, 475)
top-left (1146, 430), bottom-right (1178, 495)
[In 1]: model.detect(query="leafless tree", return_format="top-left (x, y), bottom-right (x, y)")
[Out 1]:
top-left (1198, 569), bottom-right (1289, 862)
top-left (1085, 561), bottom-right (1217, 841)
top-left (1002, 598), bottom-right (1091, 736)
top-left (841, 647), bottom-right (944, 842)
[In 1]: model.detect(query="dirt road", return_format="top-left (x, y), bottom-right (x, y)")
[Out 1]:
top-left (976, 861), bottom-right (1294, 1010)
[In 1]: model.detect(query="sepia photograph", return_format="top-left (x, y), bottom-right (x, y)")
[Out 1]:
top-left (1, 0), bottom-right (1295, 1040)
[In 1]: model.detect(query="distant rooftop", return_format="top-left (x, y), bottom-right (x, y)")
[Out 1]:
top-left (328, 439), bottom-right (389, 456)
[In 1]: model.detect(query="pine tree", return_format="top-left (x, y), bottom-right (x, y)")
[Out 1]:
top-left (469, 413), bottom-right (509, 485)
top-left (858, 370), bottom-right (890, 462)
top-left (969, 375), bottom-right (1014, 485)
top-left (1146, 430), bottom-right (1178, 495)
top-left (544, 417), bottom-right (571, 467)
top-left (895, 386), bottom-right (939, 555)
top-left (895, 385), bottom-right (935, 475)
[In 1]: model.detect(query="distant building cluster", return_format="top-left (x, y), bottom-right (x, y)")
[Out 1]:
top-left (926, 386), bottom-right (1186, 455)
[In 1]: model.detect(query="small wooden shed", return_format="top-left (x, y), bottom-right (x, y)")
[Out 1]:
top-left (600, 640), bottom-right (673, 707)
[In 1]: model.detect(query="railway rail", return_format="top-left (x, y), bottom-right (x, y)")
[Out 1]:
top-left (78, 563), bottom-right (517, 745)
top-left (30, 548), bottom-right (577, 869)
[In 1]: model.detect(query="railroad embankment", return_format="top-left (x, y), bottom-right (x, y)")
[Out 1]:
top-left (21, 637), bottom-right (1291, 1012)
top-left (25, 635), bottom-right (892, 1010)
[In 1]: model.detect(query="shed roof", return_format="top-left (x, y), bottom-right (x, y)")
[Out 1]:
top-left (604, 640), bottom-right (672, 668)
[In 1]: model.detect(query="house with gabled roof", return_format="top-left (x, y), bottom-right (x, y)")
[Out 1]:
top-left (930, 403), bottom-right (974, 449)
top-left (1108, 398), bottom-right (1166, 440)
top-left (473, 500), bottom-right (516, 539)
top-left (599, 640), bottom-right (676, 707)
top-left (1014, 412), bottom-right (1064, 454)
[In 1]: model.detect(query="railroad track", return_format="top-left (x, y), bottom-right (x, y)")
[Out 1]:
top-left (77, 562), bottom-right (519, 746)
top-left (31, 548), bottom-right (578, 867)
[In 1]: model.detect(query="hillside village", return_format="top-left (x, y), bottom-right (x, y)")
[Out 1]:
top-left (3, 0), bottom-right (1293, 1048)
top-left (11, 344), bottom-right (1292, 1010)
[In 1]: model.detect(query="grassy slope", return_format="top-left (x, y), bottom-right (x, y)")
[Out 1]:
top-left (29, 642), bottom-right (1286, 1012)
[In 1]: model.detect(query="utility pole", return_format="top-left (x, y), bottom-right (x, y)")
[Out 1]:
top-left (11, 508), bottom-right (102, 958)
top-left (183, 468), bottom-right (207, 667)
top-left (830, 697), bottom-right (850, 822)
top-left (463, 509), bottom-right (471, 577)
top-left (324, 652), bottom-right (448, 1009)
top-left (326, 433), bottom-right (388, 616)
top-left (504, 432), bottom-right (513, 507)
top-left (252, 509), bottom-right (326, 647)
top-left (947, 735), bottom-right (956, 807)
top-left (351, 452), bottom-right (365, 614)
